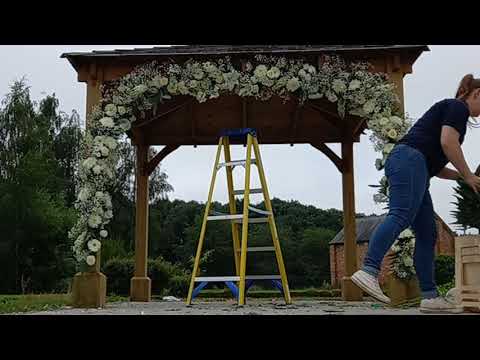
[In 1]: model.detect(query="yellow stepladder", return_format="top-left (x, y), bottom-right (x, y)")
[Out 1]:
top-left (186, 128), bottom-right (292, 306)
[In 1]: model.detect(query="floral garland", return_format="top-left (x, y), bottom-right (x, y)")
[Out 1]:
top-left (389, 229), bottom-right (416, 280)
top-left (69, 54), bottom-right (414, 271)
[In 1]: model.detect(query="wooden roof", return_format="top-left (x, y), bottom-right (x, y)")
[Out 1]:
top-left (330, 213), bottom-right (455, 245)
top-left (61, 45), bottom-right (429, 72)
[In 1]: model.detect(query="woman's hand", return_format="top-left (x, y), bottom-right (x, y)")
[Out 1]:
top-left (464, 173), bottom-right (480, 194)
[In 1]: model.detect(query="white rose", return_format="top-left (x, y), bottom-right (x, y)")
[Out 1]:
top-left (86, 255), bottom-right (96, 266)
top-left (78, 188), bottom-right (90, 202)
top-left (92, 165), bottom-right (103, 175)
top-left (298, 69), bottom-right (307, 78)
top-left (104, 194), bottom-right (112, 208)
top-left (99, 145), bottom-right (109, 157)
top-left (133, 85), bottom-right (148, 95)
top-left (332, 79), bottom-right (347, 94)
top-left (267, 67), bottom-right (281, 79)
top-left (177, 81), bottom-right (188, 94)
top-left (363, 100), bottom-right (376, 114)
top-left (286, 77), bottom-right (301, 92)
top-left (254, 65), bottom-right (268, 78)
top-left (159, 77), bottom-right (169, 87)
top-left (99, 117), bottom-right (115, 128)
top-left (390, 116), bottom-right (403, 126)
top-left (214, 73), bottom-right (224, 84)
top-left (188, 80), bottom-right (198, 89)
top-left (118, 119), bottom-right (131, 132)
top-left (379, 117), bottom-right (389, 126)
top-left (193, 69), bottom-right (205, 80)
top-left (87, 239), bottom-right (102, 253)
top-left (167, 81), bottom-right (178, 94)
top-left (105, 104), bottom-right (117, 117)
top-left (82, 158), bottom-right (96, 170)
top-left (88, 214), bottom-right (102, 229)
top-left (403, 257), bottom-right (414, 267)
top-left (117, 106), bottom-right (127, 116)
top-left (100, 230), bottom-right (108, 238)
top-left (104, 137), bottom-right (117, 150)
top-left (349, 80), bottom-right (361, 91)
top-left (388, 129), bottom-right (398, 139)
top-left (105, 210), bottom-right (114, 219)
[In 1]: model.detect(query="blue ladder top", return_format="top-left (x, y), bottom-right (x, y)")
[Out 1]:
top-left (220, 128), bottom-right (257, 138)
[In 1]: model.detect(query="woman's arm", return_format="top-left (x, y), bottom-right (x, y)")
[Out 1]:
top-left (436, 167), bottom-right (461, 180)
top-left (441, 125), bottom-right (480, 193)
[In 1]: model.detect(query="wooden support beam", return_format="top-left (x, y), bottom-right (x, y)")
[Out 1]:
top-left (341, 123), bottom-right (363, 301)
top-left (353, 118), bottom-right (368, 137)
top-left (132, 98), bottom-right (194, 129)
top-left (131, 144), bottom-right (151, 302)
top-left (242, 98), bottom-right (248, 128)
top-left (145, 145), bottom-right (180, 176)
top-left (307, 103), bottom-right (344, 131)
top-left (290, 104), bottom-right (302, 146)
top-left (311, 143), bottom-right (344, 173)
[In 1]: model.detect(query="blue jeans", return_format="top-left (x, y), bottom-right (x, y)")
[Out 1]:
top-left (362, 144), bottom-right (438, 299)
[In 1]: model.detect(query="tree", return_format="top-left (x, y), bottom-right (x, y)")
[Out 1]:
top-left (0, 79), bottom-right (77, 293)
top-left (452, 165), bottom-right (480, 233)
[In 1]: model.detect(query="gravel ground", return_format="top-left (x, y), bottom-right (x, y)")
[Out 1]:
top-left (13, 298), bottom-right (471, 315)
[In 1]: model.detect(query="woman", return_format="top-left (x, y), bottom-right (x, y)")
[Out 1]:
top-left (352, 74), bottom-right (480, 314)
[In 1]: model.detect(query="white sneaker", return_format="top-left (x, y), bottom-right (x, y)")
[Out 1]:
top-left (351, 270), bottom-right (390, 304)
top-left (420, 297), bottom-right (463, 314)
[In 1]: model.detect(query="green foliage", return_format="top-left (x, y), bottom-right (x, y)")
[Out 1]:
top-left (102, 257), bottom-right (190, 297)
top-left (0, 79), bottom-right (80, 294)
top-left (438, 280), bottom-right (455, 297)
top-left (435, 255), bottom-right (455, 286)
top-left (452, 165), bottom-right (480, 232)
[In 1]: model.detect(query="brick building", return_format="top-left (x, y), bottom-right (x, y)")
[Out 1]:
top-left (329, 214), bottom-right (456, 288)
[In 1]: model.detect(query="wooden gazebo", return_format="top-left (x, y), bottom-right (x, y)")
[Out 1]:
top-left (62, 45), bottom-right (428, 307)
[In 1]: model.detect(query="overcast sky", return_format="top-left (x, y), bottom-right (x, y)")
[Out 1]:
top-left (0, 45), bottom-right (479, 233)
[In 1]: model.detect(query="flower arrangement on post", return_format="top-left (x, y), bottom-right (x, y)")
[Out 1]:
top-left (69, 54), bottom-right (413, 271)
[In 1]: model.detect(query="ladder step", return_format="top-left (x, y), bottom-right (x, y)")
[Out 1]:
top-left (207, 215), bottom-right (270, 223)
top-left (233, 188), bottom-right (263, 195)
top-left (217, 159), bottom-right (257, 169)
top-left (236, 246), bottom-right (276, 253)
top-left (207, 214), bottom-right (244, 221)
top-left (195, 276), bottom-right (240, 282)
top-left (233, 217), bottom-right (269, 224)
top-left (195, 275), bottom-right (281, 282)
top-left (248, 206), bottom-right (272, 216)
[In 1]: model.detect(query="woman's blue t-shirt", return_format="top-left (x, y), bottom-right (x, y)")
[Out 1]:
top-left (399, 98), bottom-right (469, 177)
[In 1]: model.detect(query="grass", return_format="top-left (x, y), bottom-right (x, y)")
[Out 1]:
top-left (0, 294), bottom-right (129, 314)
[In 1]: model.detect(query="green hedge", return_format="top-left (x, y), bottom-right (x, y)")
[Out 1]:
top-left (435, 255), bottom-right (455, 286)
top-left (102, 257), bottom-right (190, 297)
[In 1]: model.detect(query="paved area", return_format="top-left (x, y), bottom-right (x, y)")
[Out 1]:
top-left (18, 298), bottom-right (468, 315)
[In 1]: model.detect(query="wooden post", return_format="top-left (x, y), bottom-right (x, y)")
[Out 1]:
top-left (71, 67), bottom-right (107, 309)
top-left (341, 123), bottom-right (363, 301)
top-left (131, 144), bottom-right (152, 302)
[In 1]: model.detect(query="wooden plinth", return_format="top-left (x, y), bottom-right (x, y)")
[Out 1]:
top-left (71, 272), bottom-right (107, 308)
top-left (342, 276), bottom-right (363, 301)
top-left (130, 277), bottom-right (151, 302)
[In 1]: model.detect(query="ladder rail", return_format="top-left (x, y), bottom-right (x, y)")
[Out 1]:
top-left (252, 136), bottom-right (292, 305)
top-left (186, 137), bottom-right (224, 305)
